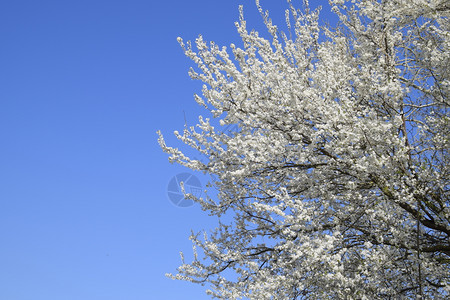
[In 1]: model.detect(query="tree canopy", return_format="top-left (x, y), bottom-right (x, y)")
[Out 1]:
top-left (159, 0), bottom-right (449, 298)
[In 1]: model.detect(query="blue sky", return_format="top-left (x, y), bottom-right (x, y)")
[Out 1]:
top-left (0, 1), bottom-right (335, 299)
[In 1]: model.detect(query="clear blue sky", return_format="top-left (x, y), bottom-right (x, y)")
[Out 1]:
top-left (0, 1), bottom-right (334, 299)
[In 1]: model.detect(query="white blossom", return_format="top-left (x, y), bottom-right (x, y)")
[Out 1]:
top-left (159, 0), bottom-right (449, 298)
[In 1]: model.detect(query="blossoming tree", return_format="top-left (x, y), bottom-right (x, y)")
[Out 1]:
top-left (158, 0), bottom-right (449, 298)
